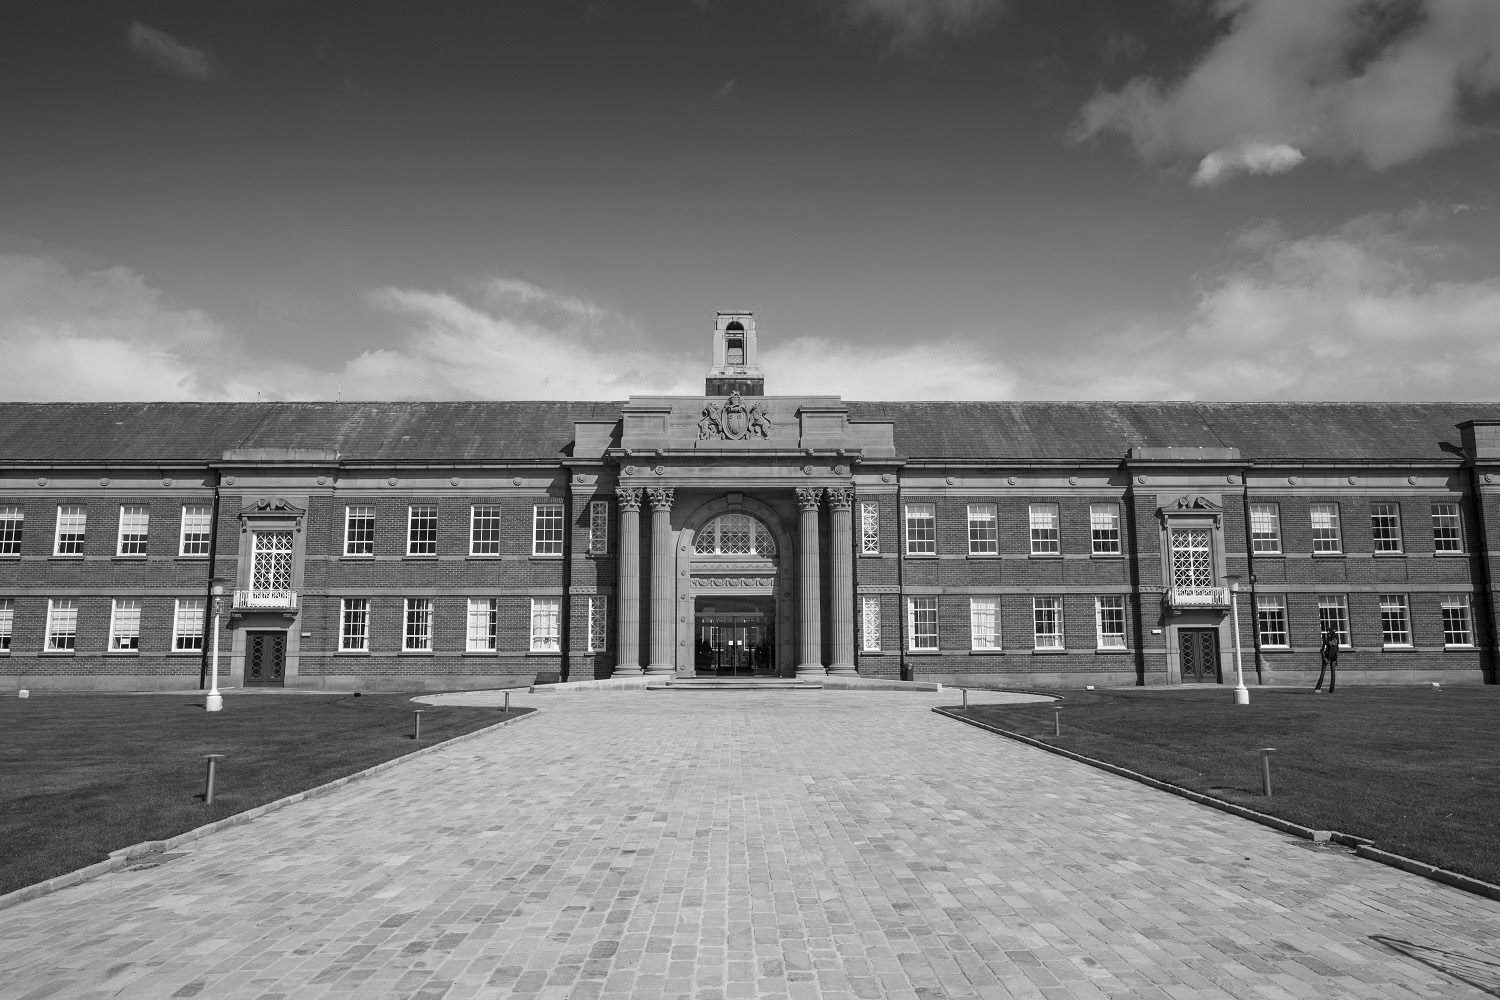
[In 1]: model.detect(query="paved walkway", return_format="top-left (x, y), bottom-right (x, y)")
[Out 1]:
top-left (2, 691), bottom-right (1497, 1000)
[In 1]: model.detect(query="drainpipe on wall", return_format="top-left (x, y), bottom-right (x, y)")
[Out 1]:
top-left (896, 484), bottom-right (908, 682)
top-left (1239, 475), bottom-right (1264, 684)
top-left (199, 474), bottom-right (223, 690)
top-left (1467, 464), bottom-right (1499, 684)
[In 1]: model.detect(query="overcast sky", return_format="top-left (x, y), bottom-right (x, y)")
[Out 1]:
top-left (2, 0), bottom-right (1499, 402)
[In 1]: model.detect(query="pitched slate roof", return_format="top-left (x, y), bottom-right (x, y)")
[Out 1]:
top-left (0, 400), bottom-right (1493, 465)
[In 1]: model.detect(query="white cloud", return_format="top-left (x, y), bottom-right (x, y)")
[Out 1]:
top-left (1076, 0), bottom-right (1500, 181)
top-left (840, 0), bottom-right (1006, 48)
top-left (125, 22), bottom-right (220, 81)
top-left (1191, 142), bottom-right (1305, 185)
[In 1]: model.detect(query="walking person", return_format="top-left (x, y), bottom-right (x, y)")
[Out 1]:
top-left (1314, 627), bottom-right (1339, 693)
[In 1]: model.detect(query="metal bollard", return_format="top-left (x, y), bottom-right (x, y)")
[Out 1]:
top-left (962, 688), bottom-right (968, 709)
top-left (503, 691), bottom-right (511, 714)
top-left (1258, 748), bottom-right (1276, 796)
top-left (413, 710), bottom-right (423, 741)
top-left (204, 754), bottom-right (224, 805)
top-left (1054, 707), bottom-right (1061, 737)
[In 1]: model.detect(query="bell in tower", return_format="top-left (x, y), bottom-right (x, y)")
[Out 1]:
top-left (705, 310), bottom-right (765, 396)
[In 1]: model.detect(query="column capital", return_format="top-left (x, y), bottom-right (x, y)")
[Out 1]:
top-left (825, 487), bottom-right (854, 511)
top-left (795, 487), bottom-right (822, 511)
top-left (646, 486), bottom-right (675, 511)
top-left (617, 486), bottom-right (643, 511)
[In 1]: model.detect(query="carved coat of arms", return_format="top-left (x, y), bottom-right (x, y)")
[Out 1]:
top-left (699, 392), bottom-right (773, 441)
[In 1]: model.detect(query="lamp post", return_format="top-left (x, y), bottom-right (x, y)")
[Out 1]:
top-left (1225, 574), bottom-right (1249, 706)
top-left (206, 581), bottom-right (226, 712)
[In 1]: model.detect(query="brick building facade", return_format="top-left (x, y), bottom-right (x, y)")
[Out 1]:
top-left (3, 312), bottom-right (1499, 691)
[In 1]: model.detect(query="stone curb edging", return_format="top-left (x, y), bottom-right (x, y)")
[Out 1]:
top-left (932, 707), bottom-right (1500, 905)
top-left (0, 709), bottom-right (542, 913)
top-left (528, 675), bottom-right (946, 694)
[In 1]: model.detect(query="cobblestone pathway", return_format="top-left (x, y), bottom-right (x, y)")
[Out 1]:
top-left (2, 691), bottom-right (1498, 1000)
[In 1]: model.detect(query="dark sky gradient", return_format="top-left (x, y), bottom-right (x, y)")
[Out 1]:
top-left (2, 1), bottom-right (1498, 400)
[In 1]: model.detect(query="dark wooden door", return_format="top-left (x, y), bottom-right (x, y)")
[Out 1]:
top-left (1178, 629), bottom-right (1220, 683)
top-left (245, 631), bottom-right (286, 687)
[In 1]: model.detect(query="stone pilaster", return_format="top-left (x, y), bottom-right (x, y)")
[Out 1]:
top-left (613, 487), bottom-right (643, 676)
top-left (796, 487), bottom-right (826, 677)
top-left (826, 487), bottom-right (856, 675)
top-left (646, 487), bottom-right (676, 676)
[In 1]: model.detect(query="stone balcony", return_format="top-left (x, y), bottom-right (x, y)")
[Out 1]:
top-left (232, 589), bottom-right (299, 612)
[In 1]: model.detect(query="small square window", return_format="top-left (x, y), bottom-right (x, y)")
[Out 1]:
top-left (1432, 503), bottom-right (1462, 553)
top-left (116, 506), bottom-right (149, 556)
top-left (1095, 596), bottom-right (1126, 649)
top-left (340, 598), bottom-right (369, 652)
top-left (179, 505), bottom-right (212, 557)
top-left (1029, 504), bottom-right (1059, 555)
top-left (1032, 597), bottom-right (1063, 649)
top-left (1090, 504), bottom-right (1121, 555)
top-left (969, 597), bottom-right (1000, 650)
top-left (1250, 503), bottom-right (1281, 554)
top-left (344, 506), bottom-right (376, 556)
top-left (471, 505), bottom-right (503, 555)
top-left (1310, 504), bottom-right (1342, 554)
top-left (908, 597), bottom-right (938, 650)
top-left (54, 506), bottom-right (86, 556)
top-left (467, 597), bottom-right (498, 652)
top-left (1371, 504), bottom-right (1403, 553)
top-left (404, 597), bottom-right (433, 651)
top-left (109, 598), bottom-right (142, 651)
top-left (1442, 596), bottom-right (1473, 646)
top-left (1379, 594), bottom-right (1411, 646)
top-left (1256, 595), bottom-right (1288, 647)
top-left (173, 599), bottom-right (205, 651)
top-left (0, 506), bottom-right (25, 556)
top-left (46, 598), bottom-right (78, 651)
top-left (533, 505), bottom-right (564, 556)
top-left (904, 504), bottom-right (935, 556)
top-left (530, 597), bottom-right (561, 651)
top-left (407, 506), bottom-right (438, 556)
top-left (967, 505), bottom-right (998, 555)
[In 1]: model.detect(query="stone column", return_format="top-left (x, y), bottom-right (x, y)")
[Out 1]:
top-left (826, 487), bottom-right (856, 675)
top-left (795, 487), bottom-right (826, 677)
top-left (612, 487), bottom-right (643, 676)
top-left (645, 487), bottom-right (676, 676)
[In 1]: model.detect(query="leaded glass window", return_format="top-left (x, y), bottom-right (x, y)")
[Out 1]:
top-left (1169, 529), bottom-right (1214, 589)
top-left (860, 596), bottom-right (881, 652)
top-left (694, 513), bottom-right (776, 556)
top-left (589, 501), bottom-right (609, 555)
top-left (588, 595), bottom-right (608, 653)
top-left (251, 531), bottom-right (294, 591)
top-left (860, 502), bottom-right (880, 555)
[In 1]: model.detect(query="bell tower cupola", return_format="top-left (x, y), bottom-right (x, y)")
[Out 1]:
top-left (705, 310), bottom-right (764, 396)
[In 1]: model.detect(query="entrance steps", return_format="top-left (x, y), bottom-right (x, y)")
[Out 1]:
top-left (648, 676), bottom-right (823, 692)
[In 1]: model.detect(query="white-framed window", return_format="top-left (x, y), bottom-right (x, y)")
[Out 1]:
top-left (969, 597), bottom-right (1000, 650)
top-left (467, 597), bottom-right (498, 652)
top-left (1090, 504), bottom-right (1121, 555)
top-left (904, 504), bottom-right (936, 556)
top-left (1032, 596), bottom-right (1063, 650)
top-left (344, 506), bottom-right (376, 556)
top-left (907, 597), bottom-right (938, 650)
top-left (1249, 503), bottom-right (1281, 554)
top-left (695, 513), bottom-right (776, 555)
top-left (530, 597), bottom-right (561, 652)
top-left (588, 595), bottom-right (608, 653)
top-left (1371, 503), bottom-right (1403, 553)
top-left (404, 598), bottom-right (433, 651)
top-left (1310, 503), bottom-right (1342, 554)
top-left (340, 598), bottom-right (370, 652)
top-left (1379, 594), bottom-right (1411, 646)
top-left (0, 598), bottom-right (12, 651)
top-left (108, 598), bottom-right (142, 651)
top-left (1029, 504), bottom-right (1059, 555)
top-left (589, 500), bottom-right (609, 556)
top-left (250, 531), bottom-right (294, 592)
top-left (1095, 596), bottom-right (1126, 649)
top-left (172, 598), bottom-right (205, 651)
top-left (860, 502), bottom-right (880, 555)
top-left (967, 504), bottom-right (998, 555)
top-left (1169, 528), bottom-right (1214, 590)
top-left (1317, 595), bottom-right (1351, 648)
top-left (116, 505), bottom-right (149, 556)
top-left (471, 505), bottom-right (503, 555)
top-left (533, 504), bottom-right (564, 556)
top-left (54, 505), bottom-right (86, 556)
top-left (1442, 595), bottom-right (1473, 646)
top-left (0, 506), bottom-right (25, 556)
top-left (407, 505), bottom-right (438, 556)
top-left (1432, 503), bottom-right (1462, 552)
top-left (860, 596), bottom-right (881, 652)
top-left (45, 598), bottom-right (78, 651)
top-left (179, 505), bottom-right (212, 557)
top-left (1256, 595), bottom-right (1289, 648)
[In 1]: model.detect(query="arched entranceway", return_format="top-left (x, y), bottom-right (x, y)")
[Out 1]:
top-left (675, 497), bottom-right (795, 677)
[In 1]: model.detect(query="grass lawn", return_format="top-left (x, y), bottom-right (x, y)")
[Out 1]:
top-left (0, 691), bottom-right (533, 896)
top-left (948, 686), bottom-right (1500, 887)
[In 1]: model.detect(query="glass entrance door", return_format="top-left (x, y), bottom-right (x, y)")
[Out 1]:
top-left (693, 597), bottom-right (776, 676)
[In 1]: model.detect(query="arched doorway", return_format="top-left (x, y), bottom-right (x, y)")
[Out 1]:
top-left (675, 498), bottom-right (795, 677)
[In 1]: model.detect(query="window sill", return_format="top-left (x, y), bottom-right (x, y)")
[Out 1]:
top-left (50, 554), bottom-right (84, 559)
top-left (1311, 551), bottom-right (1344, 557)
top-left (335, 650), bottom-right (370, 655)
top-left (399, 650), bottom-right (434, 656)
top-left (340, 554), bottom-right (375, 560)
top-left (858, 552), bottom-right (885, 558)
top-left (1434, 551), bottom-right (1466, 557)
top-left (906, 648), bottom-right (941, 655)
top-left (1372, 551), bottom-right (1406, 557)
top-left (1259, 646), bottom-right (1294, 654)
top-left (1031, 648), bottom-right (1068, 655)
top-left (113, 555), bottom-right (148, 561)
top-left (175, 555), bottom-right (210, 561)
top-left (467, 553), bottom-right (502, 559)
top-left (859, 649), bottom-right (888, 656)
top-left (1382, 643), bottom-right (1414, 649)
top-left (966, 552), bottom-right (1000, 559)
top-left (1444, 644), bottom-right (1476, 650)
top-left (968, 648), bottom-right (1005, 655)
top-left (105, 649), bottom-right (140, 656)
top-left (903, 552), bottom-right (937, 559)
top-left (1253, 551), bottom-right (1284, 558)
top-left (1090, 553), bottom-right (1124, 560)
top-left (527, 649), bottom-right (561, 655)
top-left (530, 554), bottom-right (564, 561)
top-left (463, 650), bottom-right (498, 656)
top-left (41, 650), bottom-right (76, 656)
top-left (403, 554), bottom-right (438, 560)
top-left (0, 554), bottom-right (18, 559)
top-left (169, 649), bottom-right (203, 655)
top-left (1028, 553), bottom-right (1062, 560)
top-left (1094, 647), bottom-right (1130, 654)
